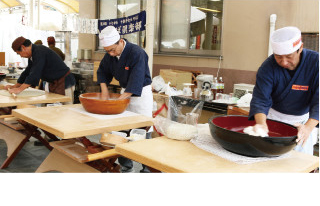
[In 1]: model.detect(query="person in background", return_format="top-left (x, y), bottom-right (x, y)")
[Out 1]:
top-left (249, 26), bottom-right (319, 155)
top-left (34, 40), bottom-right (43, 45)
top-left (6, 36), bottom-right (75, 103)
top-left (47, 36), bottom-right (65, 61)
top-left (97, 26), bottom-right (153, 173)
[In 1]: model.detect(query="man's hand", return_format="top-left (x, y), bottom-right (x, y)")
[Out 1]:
top-left (100, 92), bottom-right (110, 100)
top-left (252, 124), bottom-right (269, 137)
top-left (5, 85), bottom-right (15, 90)
top-left (8, 87), bottom-right (24, 94)
top-left (294, 123), bottom-right (314, 146)
top-left (118, 92), bottom-right (132, 100)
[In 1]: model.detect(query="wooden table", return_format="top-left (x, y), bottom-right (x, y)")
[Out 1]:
top-left (13, 104), bottom-right (154, 139)
top-left (0, 91), bottom-right (71, 107)
top-left (115, 136), bottom-right (319, 173)
top-left (12, 104), bottom-right (154, 172)
top-left (0, 91), bottom-right (71, 169)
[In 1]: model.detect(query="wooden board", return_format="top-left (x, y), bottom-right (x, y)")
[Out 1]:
top-left (0, 90), bottom-right (71, 107)
top-left (115, 136), bottom-right (319, 173)
top-left (49, 139), bottom-right (118, 163)
top-left (0, 118), bottom-right (24, 130)
top-left (227, 106), bottom-right (250, 116)
top-left (12, 104), bottom-right (154, 139)
top-left (36, 149), bottom-right (100, 173)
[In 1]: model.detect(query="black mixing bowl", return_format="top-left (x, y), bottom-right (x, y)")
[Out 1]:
top-left (208, 115), bottom-right (298, 157)
top-left (0, 73), bottom-right (6, 82)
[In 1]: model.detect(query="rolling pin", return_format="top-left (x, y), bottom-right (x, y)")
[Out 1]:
top-left (8, 88), bottom-right (17, 98)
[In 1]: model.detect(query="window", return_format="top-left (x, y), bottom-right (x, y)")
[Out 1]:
top-left (159, 0), bottom-right (223, 56)
top-left (98, 0), bottom-right (146, 50)
top-left (98, 0), bottom-right (224, 57)
top-left (302, 33), bottom-right (319, 52)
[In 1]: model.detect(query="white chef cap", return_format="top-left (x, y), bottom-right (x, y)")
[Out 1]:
top-left (99, 26), bottom-right (120, 47)
top-left (271, 26), bottom-right (302, 55)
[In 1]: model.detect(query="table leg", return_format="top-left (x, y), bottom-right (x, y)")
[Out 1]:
top-left (0, 122), bottom-right (30, 169)
top-left (78, 137), bottom-right (121, 173)
top-left (18, 121), bottom-right (53, 150)
top-left (0, 135), bottom-right (31, 169)
top-left (42, 130), bottom-right (60, 141)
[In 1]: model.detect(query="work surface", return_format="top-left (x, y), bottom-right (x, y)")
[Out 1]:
top-left (0, 90), bottom-right (71, 107)
top-left (115, 136), bottom-right (319, 173)
top-left (12, 104), bottom-right (154, 139)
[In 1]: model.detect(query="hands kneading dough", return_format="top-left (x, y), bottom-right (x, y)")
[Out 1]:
top-left (243, 125), bottom-right (269, 137)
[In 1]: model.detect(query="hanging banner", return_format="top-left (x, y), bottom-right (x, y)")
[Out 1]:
top-left (98, 10), bottom-right (146, 35)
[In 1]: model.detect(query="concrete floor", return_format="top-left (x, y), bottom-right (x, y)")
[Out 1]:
top-left (0, 135), bottom-right (143, 173)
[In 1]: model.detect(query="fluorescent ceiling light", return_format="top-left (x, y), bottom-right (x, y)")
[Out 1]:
top-left (195, 7), bottom-right (221, 13)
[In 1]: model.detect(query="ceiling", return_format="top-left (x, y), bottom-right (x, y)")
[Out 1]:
top-left (0, 0), bottom-right (79, 14)
top-left (0, 0), bottom-right (21, 9)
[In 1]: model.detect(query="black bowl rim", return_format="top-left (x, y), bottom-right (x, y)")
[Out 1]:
top-left (208, 115), bottom-right (298, 140)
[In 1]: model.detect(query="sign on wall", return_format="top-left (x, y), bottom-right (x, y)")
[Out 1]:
top-left (98, 10), bottom-right (146, 35)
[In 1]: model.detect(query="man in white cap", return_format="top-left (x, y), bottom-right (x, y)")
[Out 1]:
top-left (249, 26), bottom-right (319, 155)
top-left (97, 26), bottom-right (153, 172)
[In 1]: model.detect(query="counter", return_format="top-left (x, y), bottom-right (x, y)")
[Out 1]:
top-left (153, 93), bottom-right (234, 124)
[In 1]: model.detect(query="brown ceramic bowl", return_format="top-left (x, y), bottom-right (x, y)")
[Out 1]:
top-left (79, 93), bottom-right (130, 115)
top-left (0, 73), bottom-right (6, 82)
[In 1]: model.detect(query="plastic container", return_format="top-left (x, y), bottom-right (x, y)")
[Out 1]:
top-left (211, 77), bottom-right (218, 100)
top-left (218, 77), bottom-right (224, 93)
top-left (129, 129), bottom-right (146, 141)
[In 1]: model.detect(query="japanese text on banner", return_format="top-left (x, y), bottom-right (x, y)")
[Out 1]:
top-left (98, 10), bottom-right (146, 35)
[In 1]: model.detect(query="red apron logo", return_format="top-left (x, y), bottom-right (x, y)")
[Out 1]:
top-left (292, 84), bottom-right (309, 91)
top-left (125, 66), bottom-right (129, 70)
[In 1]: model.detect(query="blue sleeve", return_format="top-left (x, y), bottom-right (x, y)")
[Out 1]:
top-left (249, 60), bottom-right (274, 120)
top-left (97, 55), bottom-right (113, 85)
top-left (23, 50), bottom-right (46, 86)
top-left (17, 60), bottom-right (31, 84)
top-left (124, 50), bottom-right (148, 96)
top-left (309, 64), bottom-right (319, 121)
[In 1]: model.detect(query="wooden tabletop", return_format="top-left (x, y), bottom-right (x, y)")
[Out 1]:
top-left (115, 136), bottom-right (319, 173)
top-left (12, 104), bottom-right (154, 139)
top-left (0, 91), bottom-right (71, 107)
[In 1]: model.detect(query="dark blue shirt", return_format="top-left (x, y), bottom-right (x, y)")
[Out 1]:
top-left (249, 49), bottom-right (319, 121)
top-left (97, 39), bottom-right (152, 96)
top-left (18, 44), bottom-right (75, 88)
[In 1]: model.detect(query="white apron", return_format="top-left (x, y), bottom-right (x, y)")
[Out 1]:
top-left (267, 108), bottom-right (318, 155)
top-left (121, 85), bottom-right (153, 132)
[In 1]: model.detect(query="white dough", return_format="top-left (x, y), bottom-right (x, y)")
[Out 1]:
top-left (0, 89), bottom-right (45, 97)
top-left (165, 122), bottom-right (198, 141)
top-left (243, 126), bottom-right (268, 137)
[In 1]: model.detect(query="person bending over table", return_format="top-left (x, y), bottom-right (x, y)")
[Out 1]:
top-left (6, 36), bottom-right (75, 103)
top-left (97, 26), bottom-right (153, 173)
top-left (249, 26), bottom-right (319, 155)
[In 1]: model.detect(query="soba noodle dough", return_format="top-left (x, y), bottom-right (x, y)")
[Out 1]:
top-left (0, 89), bottom-right (45, 97)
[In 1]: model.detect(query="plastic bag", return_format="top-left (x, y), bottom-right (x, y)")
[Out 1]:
top-left (151, 75), bottom-right (166, 92)
top-left (167, 96), bottom-right (204, 125)
top-left (154, 116), bottom-right (198, 140)
top-left (153, 96), bottom-right (204, 140)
